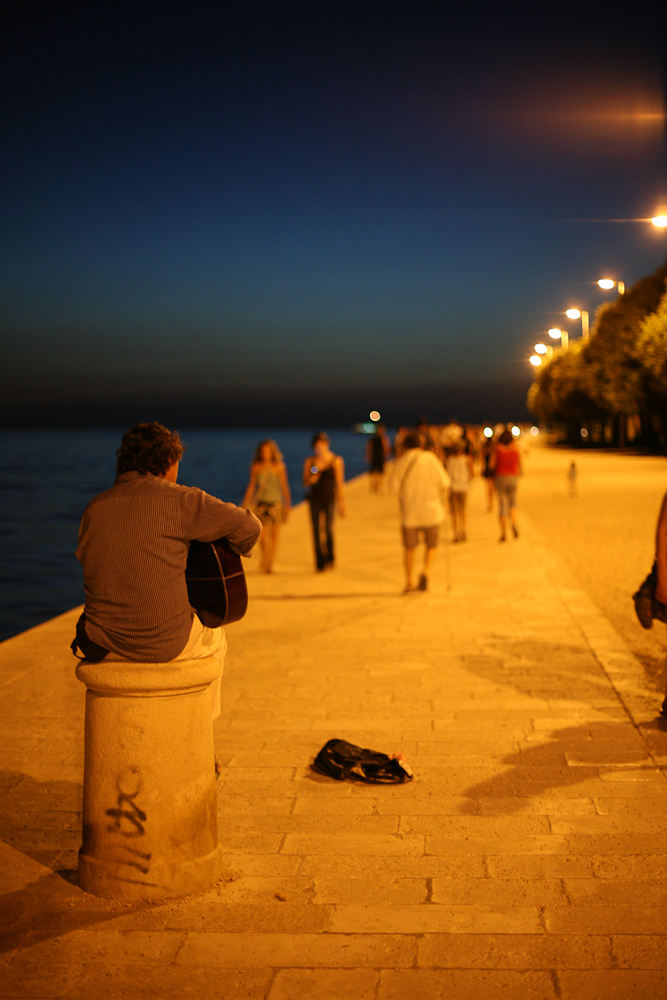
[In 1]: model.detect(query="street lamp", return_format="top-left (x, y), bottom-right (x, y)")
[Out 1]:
top-left (652, 209), bottom-right (667, 228)
top-left (565, 308), bottom-right (588, 340)
top-left (598, 278), bottom-right (625, 294)
top-left (529, 354), bottom-right (542, 367)
top-left (549, 327), bottom-right (568, 349)
top-left (534, 342), bottom-right (553, 358)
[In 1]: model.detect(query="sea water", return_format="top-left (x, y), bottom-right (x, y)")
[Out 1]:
top-left (0, 428), bottom-right (370, 642)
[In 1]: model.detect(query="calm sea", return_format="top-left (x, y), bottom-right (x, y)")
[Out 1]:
top-left (0, 428), bottom-right (370, 643)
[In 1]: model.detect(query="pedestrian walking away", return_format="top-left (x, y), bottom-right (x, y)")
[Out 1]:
top-left (391, 430), bottom-right (450, 593)
top-left (489, 426), bottom-right (522, 542)
top-left (567, 460), bottom-right (578, 498)
top-left (445, 438), bottom-right (474, 542)
top-left (481, 432), bottom-right (495, 511)
top-left (366, 423), bottom-right (391, 492)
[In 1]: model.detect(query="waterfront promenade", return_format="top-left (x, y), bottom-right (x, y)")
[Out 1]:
top-left (2, 443), bottom-right (667, 999)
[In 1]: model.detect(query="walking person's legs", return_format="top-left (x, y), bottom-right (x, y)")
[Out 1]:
top-left (496, 478), bottom-right (508, 541)
top-left (309, 499), bottom-right (326, 571)
top-left (507, 479), bottom-right (519, 537)
top-left (322, 499), bottom-right (335, 567)
top-left (401, 525), bottom-right (418, 592)
top-left (418, 525), bottom-right (439, 590)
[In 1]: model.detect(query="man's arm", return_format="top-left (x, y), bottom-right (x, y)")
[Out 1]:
top-left (181, 487), bottom-right (261, 556)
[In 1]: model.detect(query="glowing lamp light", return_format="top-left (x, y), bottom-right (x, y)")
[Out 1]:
top-left (529, 355), bottom-right (542, 367)
top-left (598, 279), bottom-right (615, 290)
top-left (483, 426), bottom-right (493, 438)
top-left (369, 410), bottom-right (381, 422)
top-left (511, 426), bottom-right (520, 437)
top-left (530, 426), bottom-right (539, 436)
top-left (534, 343), bottom-right (547, 354)
top-left (565, 309), bottom-right (581, 320)
top-left (580, 428), bottom-right (589, 439)
top-left (548, 328), bottom-right (562, 339)
top-left (652, 215), bottom-right (667, 228)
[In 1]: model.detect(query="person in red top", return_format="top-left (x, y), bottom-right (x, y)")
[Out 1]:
top-left (490, 427), bottom-right (522, 542)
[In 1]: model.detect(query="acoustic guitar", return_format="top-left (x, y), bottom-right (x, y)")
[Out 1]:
top-left (185, 537), bottom-right (248, 627)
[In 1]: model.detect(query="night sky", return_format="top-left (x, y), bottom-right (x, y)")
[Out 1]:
top-left (2, 2), bottom-right (667, 428)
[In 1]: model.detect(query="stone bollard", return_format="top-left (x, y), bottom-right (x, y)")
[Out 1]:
top-left (75, 656), bottom-right (223, 902)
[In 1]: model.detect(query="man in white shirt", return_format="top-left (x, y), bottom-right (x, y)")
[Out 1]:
top-left (392, 431), bottom-right (450, 593)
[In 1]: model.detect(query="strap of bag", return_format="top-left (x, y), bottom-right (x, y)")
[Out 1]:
top-left (71, 612), bottom-right (110, 662)
top-left (398, 451), bottom-right (422, 498)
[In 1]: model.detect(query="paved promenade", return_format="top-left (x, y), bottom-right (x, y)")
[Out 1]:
top-left (2, 447), bottom-right (667, 999)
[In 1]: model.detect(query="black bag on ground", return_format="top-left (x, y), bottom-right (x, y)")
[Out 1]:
top-left (312, 738), bottom-right (413, 783)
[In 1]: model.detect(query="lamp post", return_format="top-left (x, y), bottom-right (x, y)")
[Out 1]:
top-left (565, 309), bottom-right (588, 340)
top-left (549, 327), bottom-right (568, 349)
top-left (598, 278), bottom-right (625, 295)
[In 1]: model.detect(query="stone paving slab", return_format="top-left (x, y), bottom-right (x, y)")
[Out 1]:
top-left (2, 447), bottom-right (667, 998)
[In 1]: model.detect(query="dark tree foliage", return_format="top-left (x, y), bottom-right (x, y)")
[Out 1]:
top-left (528, 259), bottom-right (667, 448)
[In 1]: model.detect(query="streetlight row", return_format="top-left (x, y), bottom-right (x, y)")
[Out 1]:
top-left (527, 211), bottom-right (666, 367)
top-left (528, 277), bottom-right (625, 367)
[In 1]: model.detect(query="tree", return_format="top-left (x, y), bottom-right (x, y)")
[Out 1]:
top-left (527, 259), bottom-right (667, 447)
top-left (637, 284), bottom-right (667, 394)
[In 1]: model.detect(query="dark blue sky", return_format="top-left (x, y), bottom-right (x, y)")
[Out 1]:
top-left (2, 2), bottom-right (666, 427)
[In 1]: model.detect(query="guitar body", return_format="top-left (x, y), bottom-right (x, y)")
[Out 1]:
top-left (186, 538), bottom-right (248, 627)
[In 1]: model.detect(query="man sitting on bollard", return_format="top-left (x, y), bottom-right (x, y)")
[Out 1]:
top-left (73, 421), bottom-right (261, 724)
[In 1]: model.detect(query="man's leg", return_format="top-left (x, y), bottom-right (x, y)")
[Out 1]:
top-left (422, 544), bottom-right (437, 577)
top-left (401, 526), bottom-right (419, 591)
top-left (174, 618), bottom-right (227, 721)
top-left (403, 546), bottom-right (416, 591)
top-left (418, 526), bottom-right (440, 590)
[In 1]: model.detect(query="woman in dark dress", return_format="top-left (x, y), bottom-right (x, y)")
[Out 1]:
top-left (303, 433), bottom-right (346, 571)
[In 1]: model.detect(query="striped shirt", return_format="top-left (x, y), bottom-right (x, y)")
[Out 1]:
top-left (76, 471), bottom-right (261, 661)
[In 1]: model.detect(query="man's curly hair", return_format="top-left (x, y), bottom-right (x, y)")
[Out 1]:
top-left (116, 422), bottom-right (185, 477)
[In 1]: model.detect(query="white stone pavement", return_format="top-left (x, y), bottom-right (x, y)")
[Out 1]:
top-left (2, 448), bottom-right (667, 999)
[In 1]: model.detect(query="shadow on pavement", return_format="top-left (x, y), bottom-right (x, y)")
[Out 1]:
top-left (462, 638), bottom-right (628, 704)
top-left (460, 720), bottom-right (666, 815)
top-left (0, 869), bottom-right (133, 954)
top-left (0, 771), bottom-right (147, 953)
